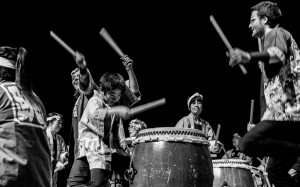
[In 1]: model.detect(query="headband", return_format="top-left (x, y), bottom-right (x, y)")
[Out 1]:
top-left (0, 56), bottom-right (16, 69)
top-left (187, 92), bottom-right (203, 110)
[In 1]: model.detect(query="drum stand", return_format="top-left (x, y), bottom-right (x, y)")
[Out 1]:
top-left (109, 171), bottom-right (123, 187)
top-left (262, 172), bottom-right (273, 187)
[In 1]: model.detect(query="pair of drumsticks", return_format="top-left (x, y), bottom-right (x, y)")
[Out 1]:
top-left (50, 29), bottom-right (166, 116)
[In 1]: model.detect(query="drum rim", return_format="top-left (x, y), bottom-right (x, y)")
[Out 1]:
top-left (133, 127), bottom-right (209, 145)
top-left (212, 159), bottom-right (251, 169)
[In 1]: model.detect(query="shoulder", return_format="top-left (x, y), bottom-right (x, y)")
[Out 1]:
top-left (175, 115), bottom-right (189, 127)
top-left (88, 94), bottom-right (104, 106)
top-left (200, 118), bottom-right (210, 126)
top-left (271, 27), bottom-right (291, 41)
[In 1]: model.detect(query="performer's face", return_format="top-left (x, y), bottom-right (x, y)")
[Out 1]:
top-left (72, 71), bottom-right (80, 91)
top-left (190, 99), bottom-right (202, 115)
top-left (128, 123), bottom-right (139, 137)
top-left (103, 89), bottom-right (122, 106)
top-left (233, 138), bottom-right (239, 148)
top-left (50, 119), bottom-right (62, 134)
top-left (249, 11), bottom-right (265, 38)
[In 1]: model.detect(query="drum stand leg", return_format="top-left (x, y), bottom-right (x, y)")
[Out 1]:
top-left (263, 172), bottom-right (272, 187)
top-left (252, 173), bottom-right (259, 187)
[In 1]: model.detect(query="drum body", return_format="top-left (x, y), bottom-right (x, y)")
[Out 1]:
top-left (212, 159), bottom-right (255, 187)
top-left (128, 127), bottom-right (213, 187)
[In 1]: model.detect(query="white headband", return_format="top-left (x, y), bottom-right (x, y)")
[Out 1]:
top-left (187, 92), bottom-right (203, 110)
top-left (47, 115), bottom-right (61, 122)
top-left (0, 56), bottom-right (16, 69)
top-left (233, 133), bottom-right (241, 139)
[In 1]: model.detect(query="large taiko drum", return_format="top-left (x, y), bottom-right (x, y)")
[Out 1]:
top-left (125, 127), bottom-right (213, 187)
top-left (212, 159), bottom-right (255, 187)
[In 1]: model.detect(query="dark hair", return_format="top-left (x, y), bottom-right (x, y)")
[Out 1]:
top-left (0, 47), bottom-right (47, 119)
top-left (71, 68), bottom-right (79, 80)
top-left (14, 47), bottom-right (47, 118)
top-left (251, 1), bottom-right (282, 28)
top-left (99, 72), bottom-right (125, 94)
top-left (47, 112), bottom-right (63, 126)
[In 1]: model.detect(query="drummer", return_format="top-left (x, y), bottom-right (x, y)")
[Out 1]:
top-left (126, 119), bottom-right (147, 143)
top-left (222, 133), bottom-right (253, 165)
top-left (175, 92), bottom-right (222, 153)
top-left (108, 119), bottom-right (147, 187)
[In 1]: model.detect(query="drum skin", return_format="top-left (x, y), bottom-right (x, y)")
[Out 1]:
top-left (128, 127), bottom-right (214, 187)
top-left (212, 159), bottom-right (255, 187)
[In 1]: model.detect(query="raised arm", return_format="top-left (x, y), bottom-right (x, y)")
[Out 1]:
top-left (74, 51), bottom-right (98, 99)
top-left (121, 55), bottom-right (139, 93)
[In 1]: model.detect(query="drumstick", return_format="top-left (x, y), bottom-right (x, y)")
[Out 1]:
top-left (214, 124), bottom-right (221, 145)
top-left (257, 157), bottom-right (267, 167)
top-left (99, 28), bottom-right (125, 57)
top-left (250, 100), bottom-right (254, 123)
top-left (130, 98), bottom-right (166, 116)
top-left (50, 31), bottom-right (76, 56)
top-left (209, 15), bottom-right (247, 74)
top-left (54, 161), bottom-right (68, 173)
top-left (222, 146), bottom-right (229, 159)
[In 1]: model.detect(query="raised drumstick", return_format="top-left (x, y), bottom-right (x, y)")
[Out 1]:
top-left (250, 100), bottom-right (254, 123)
top-left (257, 157), bottom-right (267, 167)
top-left (99, 28), bottom-right (125, 57)
top-left (50, 31), bottom-right (75, 56)
top-left (130, 98), bottom-right (166, 116)
top-left (209, 15), bottom-right (247, 74)
top-left (214, 124), bottom-right (221, 145)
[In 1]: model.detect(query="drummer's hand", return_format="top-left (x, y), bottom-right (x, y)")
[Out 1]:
top-left (209, 141), bottom-right (220, 153)
top-left (74, 51), bottom-right (87, 69)
top-left (247, 123), bottom-right (256, 132)
top-left (257, 164), bottom-right (266, 172)
top-left (258, 62), bottom-right (263, 72)
top-left (288, 169), bottom-right (298, 177)
top-left (227, 48), bottom-right (251, 67)
top-left (121, 55), bottom-right (133, 70)
top-left (55, 161), bottom-right (65, 171)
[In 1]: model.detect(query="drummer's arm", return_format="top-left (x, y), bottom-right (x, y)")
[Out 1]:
top-left (206, 124), bottom-right (215, 141)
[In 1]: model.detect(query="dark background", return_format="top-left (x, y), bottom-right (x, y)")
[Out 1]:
top-left (1, 0), bottom-right (299, 184)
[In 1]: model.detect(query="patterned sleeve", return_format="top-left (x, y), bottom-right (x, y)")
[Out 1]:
top-left (80, 96), bottom-right (107, 137)
top-left (117, 119), bottom-right (131, 157)
top-left (58, 135), bottom-right (67, 162)
top-left (59, 135), bottom-right (67, 154)
top-left (86, 97), bottom-right (107, 121)
top-left (205, 121), bottom-right (216, 141)
top-left (266, 29), bottom-right (289, 64)
top-left (119, 80), bottom-right (141, 108)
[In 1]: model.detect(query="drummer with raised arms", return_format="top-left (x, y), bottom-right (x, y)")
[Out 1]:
top-left (175, 92), bottom-right (223, 154)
